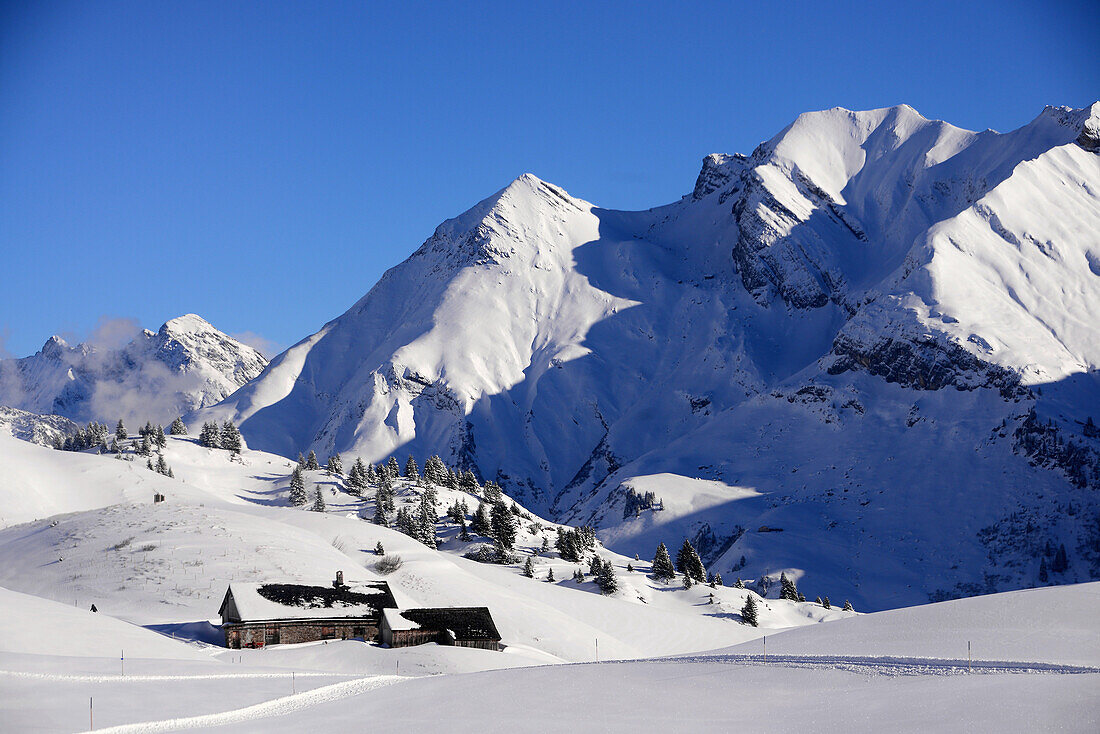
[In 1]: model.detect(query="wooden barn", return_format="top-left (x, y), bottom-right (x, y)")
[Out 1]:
top-left (380, 607), bottom-right (502, 651)
top-left (219, 572), bottom-right (397, 649)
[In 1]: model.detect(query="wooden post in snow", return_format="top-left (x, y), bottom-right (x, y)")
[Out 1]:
top-left (763, 635), bottom-right (766, 665)
top-left (968, 640), bottom-right (971, 673)
top-left (89, 697), bottom-right (93, 731)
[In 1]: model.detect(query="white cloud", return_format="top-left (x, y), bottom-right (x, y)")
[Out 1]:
top-left (229, 331), bottom-right (281, 359)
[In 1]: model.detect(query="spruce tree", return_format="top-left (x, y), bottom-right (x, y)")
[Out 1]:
top-left (155, 425), bottom-right (167, 448)
top-left (288, 467), bottom-right (307, 506)
top-left (416, 494), bottom-right (438, 548)
top-left (327, 453), bottom-right (343, 476)
top-left (311, 488), bottom-right (327, 512)
top-left (460, 470), bottom-right (479, 494)
top-left (682, 573), bottom-right (693, 589)
top-left (200, 422), bottom-right (221, 449)
top-left (305, 450), bottom-right (320, 471)
top-left (741, 595), bottom-right (759, 627)
top-left (471, 502), bottom-right (492, 536)
top-left (547, 568), bottom-right (555, 582)
top-left (374, 541), bottom-right (385, 555)
top-left (815, 596), bottom-right (823, 605)
top-left (735, 578), bottom-right (745, 589)
top-left (365, 461), bottom-right (377, 484)
top-left (523, 556), bottom-right (535, 578)
top-left (138, 434), bottom-right (151, 456)
top-left (156, 455), bottom-right (168, 475)
top-left (458, 519), bottom-right (471, 542)
top-left (596, 559), bottom-right (618, 594)
top-left (1052, 543), bottom-right (1069, 573)
top-left (116, 419), bottom-right (127, 441)
top-left (627, 563), bottom-right (634, 573)
top-left (780, 572), bottom-right (799, 601)
top-left (372, 495), bottom-right (391, 526)
top-left (714, 572), bottom-right (723, 587)
top-left (220, 421), bottom-right (243, 453)
top-left (169, 417), bottom-right (187, 435)
top-left (146, 458), bottom-right (154, 471)
top-left (297, 452), bottom-right (306, 469)
top-left (490, 501), bottom-right (517, 550)
top-left (842, 600), bottom-right (855, 612)
top-left (386, 456), bottom-right (400, 478)
top-left (822, 596), bottom-right (831, 609)
top-left (652, 542), bottom-right (676, 582)
top-left (676, 539), bottom-right (706, 581)
top-left (404, 456), bottom-right (419, 480)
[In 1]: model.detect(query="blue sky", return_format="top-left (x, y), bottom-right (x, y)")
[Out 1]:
top-left (1, 1), bottom-right (1096, 358)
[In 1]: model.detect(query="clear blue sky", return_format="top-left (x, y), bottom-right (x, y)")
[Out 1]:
top-left (2, 1), bottom-right (1096, 358)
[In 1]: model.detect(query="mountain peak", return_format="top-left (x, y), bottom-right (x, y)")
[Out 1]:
top-left (160, 313), bottom-right (218, 337)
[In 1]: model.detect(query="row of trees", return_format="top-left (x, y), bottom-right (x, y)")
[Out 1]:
top-left (199, 420), bottom-right (243, 452)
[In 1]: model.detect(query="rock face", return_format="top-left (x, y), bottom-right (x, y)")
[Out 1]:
top-left (0, 406), bottom-right (77, 447)
top-left (202, 102), bottom-right (1100, 610)
top-left (0, 315), bottom-right (268, 424)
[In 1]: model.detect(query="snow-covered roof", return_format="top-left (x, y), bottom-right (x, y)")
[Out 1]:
top-left (220, 581), bottom-right (396, 623)
top-left (382, 607), bottom-right (420, 632)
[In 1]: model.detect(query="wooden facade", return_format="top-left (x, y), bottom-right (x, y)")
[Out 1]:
top-left (380, 607), bottom-right (502, 651)
top-left (219, 576), bottom-right (397, 649)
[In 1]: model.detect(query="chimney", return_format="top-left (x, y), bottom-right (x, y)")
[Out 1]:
top-left (334, 570), bottom-right (345, 589)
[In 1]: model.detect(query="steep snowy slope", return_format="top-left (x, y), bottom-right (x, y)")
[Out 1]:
top-left (200, 103), bottom-right (1100, 610)
top-left (0, 314), bottom-right (267, 424)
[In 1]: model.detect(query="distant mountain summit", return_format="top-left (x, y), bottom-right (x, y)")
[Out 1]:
top-left (0, 314), bottom-right (267, 424)
top-left (199, 103), bottom-right (1100, 609)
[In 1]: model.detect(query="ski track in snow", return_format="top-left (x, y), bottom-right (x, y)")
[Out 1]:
top-left (637, 653), bottom-right (1100, 677)
top-left (38, 654), bottom-right (1096, 733)
top-left (0, 669), bottom-right (355, 683)
top-left (84, 674), bottom-right (405, 733)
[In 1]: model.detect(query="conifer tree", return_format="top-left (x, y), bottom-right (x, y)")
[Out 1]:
top-left (547, 567), bottom-right (555, 582)
top-left (490, 500), bottom-right (517, 550)
top-left (372, 493), bottom-right (391, 526)
top-left (460, 470), bottom-right (479, 494)
top-left (305, 450), bottom-right (320, 471)
top-left (375, 541), bottom-right (385, 555)
top-left (404, 456), bottom-right (419, 480)
top-left (146, 458), bottom-right (155, 471)
top-left (1052, 543), bottom-right (1069, 573)
top-left (311, 488), bottom-right (327, 512)
top-left (326, 453), bottom-right (343, 476)
top-left (288, 467), bottom-right (307, 506)
top-left (1039, 557), bottom-right (1049, 582)
top-left (116, 419), bottom-right (127, 441)
top-left (297, 452), bottom-right (306, 469)
top-left (596, 559), bottom-right (618, 594)
top-left (735, 578), bottom-right (745, 589)
top-left (458, 519), bottom-right (471, 542)
top-left (386, 456), bottom-right (400, 478)
top-left (682, 572), bottom-right (693, 589)
top-left (138, 434), bottom-right (151, 456)
top-left (416, 494), bottom-right (437, 548)
top-left (169, 417), bottom-right (187, 435)
top-left (220, 421), bottom-right (243, 453)
top-left (822, 596), bottom-right (831, 609)
top-left (523, 556), bottom-right (535, 578)
top-left (154, 425), bottom-right (167, 448)
top-left (815, 596), bottom-right (823, 605)
top-left (780, 572), bottom-right (800, 601)
top-left (676, 539), bottom-right (706, 581)
top-left (741, 595), bottom-right (759, 627)
top-left (445, 468), bottom-right (458, 489)
top-left (199, 422), bottom-right (221, 449)
top-left (471, 502), bottom-right (492, 536)
top-left (652, 542), bottom-right (676, 582)
top-left (714, 572), bottom-right (723, 587)
top-left (842, 600), bottom-right (855, 612)
top-left (365, 461), bottom-right (377, 484)
top-left (156, 454), bottom-right (169, 475)
top-left (627, 563), bottom-right (634, 573)
top-left (589, 554), bottom-right (603, 577)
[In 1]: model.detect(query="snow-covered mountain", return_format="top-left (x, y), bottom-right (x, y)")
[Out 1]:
top-left (0, 314), bottom-right (268, 425)
top-left (201, 103), bottom-right (1100, 609)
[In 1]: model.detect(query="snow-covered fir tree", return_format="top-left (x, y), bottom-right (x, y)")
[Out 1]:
top-left (311, 488), bottom-right (326, 512)
top-left (288, 467), bottom-right (307, 506)
top-left (523, 556), bottom-right (535, 578)
top-left (780, 572), bottom-right (799, 601)
top-left (676, 539), bottom-right (706, 582)
top-left (596, 559), bottom-right (618, 594)
top-left (404, 455), bottom-right (419, 480)
top-left (169, 417), bottom-right (187, 435)
top-left (115, 419), bottom-right (127, 441)
top-left (305, 450), bottom-right (319, 471)
top-left (220, 421), bottom-right (243, 453)
top-left (741, 595), bottom-right (759, 627)
top-left (490, 500), bottom-right (517, 550)
top-left (326, 453), bottom-right (343, 476)
top-left (652, 542), bottom-right (676, 582)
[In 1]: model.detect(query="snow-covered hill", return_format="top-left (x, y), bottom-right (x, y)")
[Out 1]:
top-left (0, 314), bottom-right (267, 425)
top-left (197, 102), bottom-right (1100, 611)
